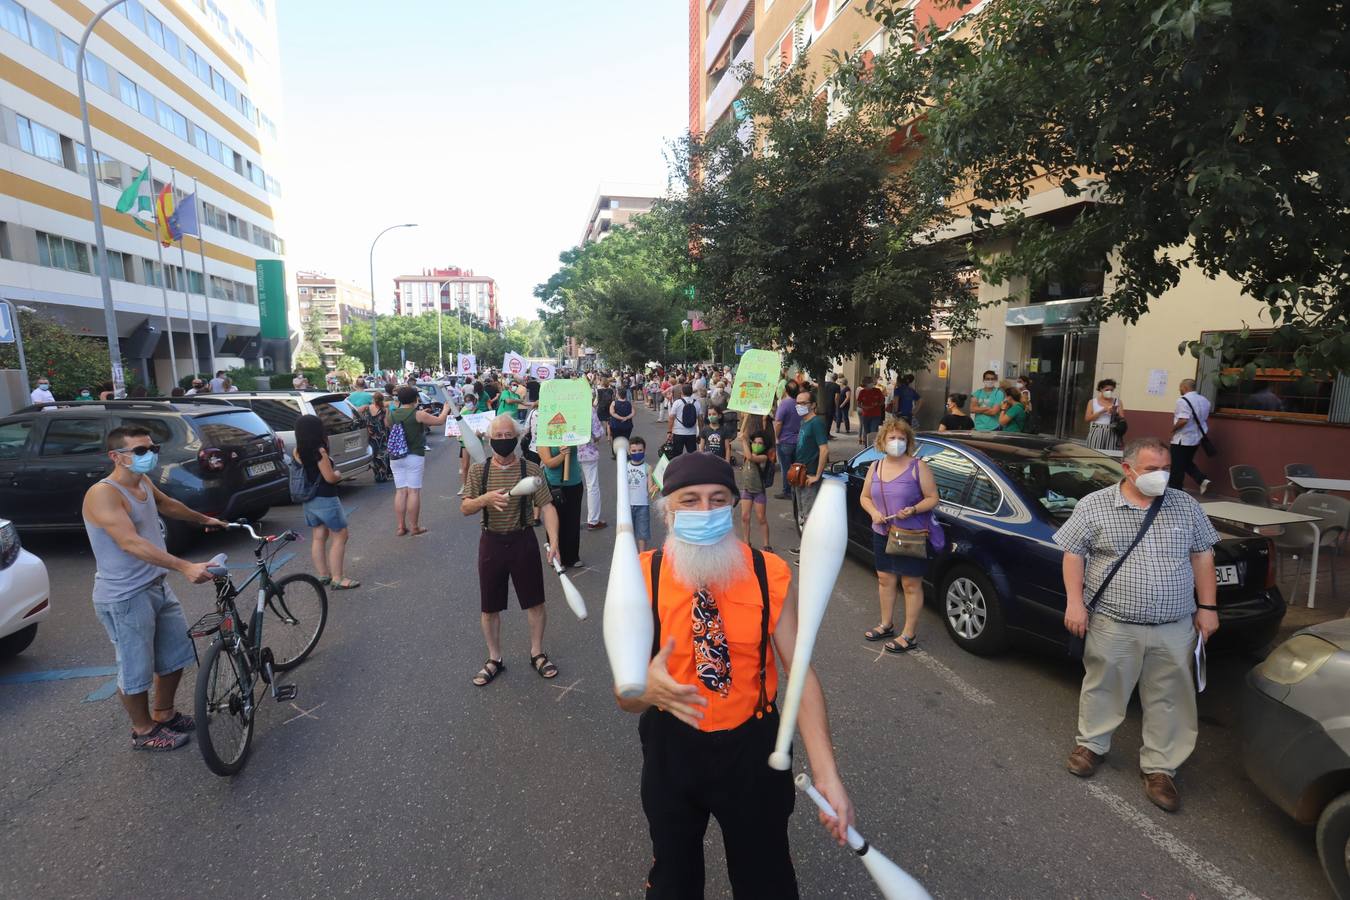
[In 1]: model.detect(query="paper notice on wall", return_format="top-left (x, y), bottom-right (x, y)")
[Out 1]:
top-left (1147, 368), bottom-right (1169, 396)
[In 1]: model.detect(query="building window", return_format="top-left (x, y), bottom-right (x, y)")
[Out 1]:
top-left (0, 0), bottom-right (29, 42)
top-left (36, 232), bottom-right (91, 273)
top-left (1198, 329), bottom-right (1350, 425)
top-left (26, 9), bottom-right (58, 59)
top-left (16, 115), bottom-right (63, 166)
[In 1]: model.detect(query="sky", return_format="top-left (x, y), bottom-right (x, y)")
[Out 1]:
top-left (273, 1), bottom-right (686, 323)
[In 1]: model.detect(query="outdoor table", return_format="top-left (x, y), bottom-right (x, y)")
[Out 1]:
top-left (1288, 475), bottom-right (1350, 493)
top-left (1200, 501), bottom-right (1325, 609)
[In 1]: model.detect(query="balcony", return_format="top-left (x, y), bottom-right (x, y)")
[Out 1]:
top-left (706, 35), bottom-right (754, 127)
top-left (705, 0), bottom-right (753, 72)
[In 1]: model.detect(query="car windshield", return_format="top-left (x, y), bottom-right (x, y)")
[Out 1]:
top-left (192, 410), bottom-right (271, 446)
top-left (970, 441), bottom-right (1123, 519)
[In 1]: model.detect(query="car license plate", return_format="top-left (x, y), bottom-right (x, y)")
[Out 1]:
top-left (347, 434), bottom-right (363, 450)
top-left (247, 462), bottom-right (274, 478)
top-left (1215, 564), bottom-right (1240, 587)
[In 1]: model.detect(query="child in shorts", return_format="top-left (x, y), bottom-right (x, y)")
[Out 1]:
top-left (626, 436), bottom-right (655, 552)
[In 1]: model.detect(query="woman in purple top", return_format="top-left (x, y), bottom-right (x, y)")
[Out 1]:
top-left (858, 418), bottom-right (941, 653)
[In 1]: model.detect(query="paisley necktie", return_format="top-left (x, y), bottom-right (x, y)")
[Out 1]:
top-left (691, 588), bottom-right (731, 697)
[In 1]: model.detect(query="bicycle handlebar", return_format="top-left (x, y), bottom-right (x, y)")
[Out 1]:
top-left (226, 520), bottom-right (298, 544)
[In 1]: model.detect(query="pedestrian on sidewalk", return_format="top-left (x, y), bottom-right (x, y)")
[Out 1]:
top-left (819, 374), bottom-right (840, 438)
top-left (772, 379), bottom-right (802, 499)
top-left (735, 419), bottom-right (774, 551)
top-left (791, 390), bottom-right (830, 529)
top-left (1056, 436), bottom-right (1220, 812)
top-left (609, 388), bottom-right (635, 458)
top-left (579, 409), bottom-right (608, 531)
top-left (389, 384), bottom-right (451, 537)
top-left (29, 376), bottom-right (54, 405)
top-left (858, 418), bottom-right (939, 652)
top-left (938, 393), bottom-right (975, 431)
top-left (81, 426), bottom-right (226, 752)
top-left (627, 436), bottom-right (655, 552)
top-left (834, 376), bottom-right (851, 435)
top-left (1086, 380), bottom-right (1124, 451)
top-left (461, 415), bottom-right (563, 687)
top-left (889, 374), bottom-right (922, 426)
top-left (855, 376), bottom-right (885, 445)
top-left (1169, 379), bottom-right (1212, 494)
top-left (617, 452), bottom-right (854, 897)
top-left (539, 439), bottom-right (584, 567)
top-left (667, 384), bottom-right (702, 457)
top-left (971, 370), bottom-right (1004, 432)
top-left (293, 415), bottom-right (357, 590)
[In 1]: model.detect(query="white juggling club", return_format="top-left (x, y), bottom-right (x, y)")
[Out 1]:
top-left (603, 436), bottom-right (653, 698)
top-left (509, 475), bottom-right (543, 497)
top-left (796, 774), bottom-right (932, 900)
top-left (545, 542), bottom-right (588, 620)
top-left (769, 475), bottom-right (848, 771)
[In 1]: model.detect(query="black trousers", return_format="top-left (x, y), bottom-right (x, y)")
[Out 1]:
top-left (554, 482), bottom-right (584, 566)
top-left (669, 433), bottom-right (699, 457)
top-left (640, 709), bottom-right (797, 899)
top-left (1169, 442), bottom-right (1206, 489)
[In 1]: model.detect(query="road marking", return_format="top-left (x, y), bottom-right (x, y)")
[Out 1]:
top-left (0, 666), bottom-right (117, 686)
top-left (370, 581), bottom-right (402, 591)
top-left (909, 649), bottom-right (996, 706)
top-left (860, 644), bottom-right (887, 663)
top-left (82, 679), bottom-right (119, 702)
top-left (283, 701), bottom-right (327, 724)
top-left (1084, 782), bottom-right (1263, 900)
top-left (550, 679), bottom-right (583, 702)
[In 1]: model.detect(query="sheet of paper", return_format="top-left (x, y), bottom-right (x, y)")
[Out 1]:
top-left (1194, 637), bottom-right (1207, 693)
top-left (650, 455), bottom-right (670, 490)
top-left (445, 411), bottom-right (493, 437)
top-left (1147, 368), bottom-right (1169, 396)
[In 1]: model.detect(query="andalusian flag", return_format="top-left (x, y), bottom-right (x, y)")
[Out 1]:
top-left (115, 167), bottom-right (154, 233)
top-left (154, 183), bottom-right (176, 246)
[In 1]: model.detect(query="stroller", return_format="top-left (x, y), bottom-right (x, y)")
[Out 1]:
top-left (361, 410), bottom-right (392, 483)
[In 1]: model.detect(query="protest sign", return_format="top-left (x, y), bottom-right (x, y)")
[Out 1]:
top-left (728, 348), bottom-right (783, 416)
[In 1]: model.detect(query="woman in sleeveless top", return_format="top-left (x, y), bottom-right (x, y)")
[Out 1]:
top-left (857, 418), bottom-right (940, 653)
top-left (609, 393), bottom-right (635, 462)
top-left (389, 384), bottom-right (452, 536)
top-left (1085, 378), bottom-right (1123, 450)
top-left (734, 419), bottom-right (774, 551)
top-left (294, 414), bottom-right (358, 589)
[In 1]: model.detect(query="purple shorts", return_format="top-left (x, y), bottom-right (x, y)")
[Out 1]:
top-left (740, 491), bottom-right (767, 505)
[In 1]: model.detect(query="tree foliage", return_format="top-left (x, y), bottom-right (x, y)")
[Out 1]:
top-left (0, 309), bottom-right (142, 398)
top-left (665, 53), bottom-right (981, 374)
top-left (867, 0), bottom-right (1350, 373)
top-left (341, 313), bottom-right (526, 373)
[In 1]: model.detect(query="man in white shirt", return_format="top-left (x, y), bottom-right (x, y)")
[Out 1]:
top-left (184, 379), bottom-right (204, 396)
top-left (1169, 379), bottom-right (1211, 493)
top-left (667, 384), bottom-right (703, 457)
top-left (208, 371), bottom-right (226, 393)
top-left (30, 377), bottom-right (54, 405)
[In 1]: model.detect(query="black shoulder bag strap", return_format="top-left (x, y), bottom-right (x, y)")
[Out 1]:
top-left (518, 457), bottom-right (531, 531)
top-left (1181, 396), bottom-right (1208, 439)
top-left (479, 461), bottom-right (491, 530)
top-left (650, 550), bottom-right (664, 657)
top-left (1087, 494), bottom-right (1165, 612)
top-left (751, 549), bottom-right (772, 718)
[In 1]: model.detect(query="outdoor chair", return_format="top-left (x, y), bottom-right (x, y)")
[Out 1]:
top-left (1282, 463), bottom-right (1319, 506)
top-left (1230, 465), bottom-right (1285, 508)
top-left (1272, 493), bottom-right (1348, 603)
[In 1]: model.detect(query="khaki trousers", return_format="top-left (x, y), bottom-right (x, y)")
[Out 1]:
top-left (1075, 615), bottom-right (1198, 776)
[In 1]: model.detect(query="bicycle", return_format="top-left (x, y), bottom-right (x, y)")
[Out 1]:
top-left (187, 521), bottom-right (328, 776)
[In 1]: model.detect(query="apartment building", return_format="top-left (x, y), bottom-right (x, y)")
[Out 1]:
top-left (0, 0), bottom-right (289, 387)
top-left (295, 270), bottom-right (371, 370)
top-left (690, 0), bottom-right (1345, 482)
top-left (580, 182), bottom-right (663, 244)
top-left (394, 266), bottom-right (498, 330)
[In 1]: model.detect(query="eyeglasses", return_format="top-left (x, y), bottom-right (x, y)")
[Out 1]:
top-left (113, 444), bottom-right (161, 456)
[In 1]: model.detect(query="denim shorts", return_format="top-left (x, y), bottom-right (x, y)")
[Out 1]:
top-left (871, 530), bottom-right (930, 578)
top-left (632, 504), bottom-right (651, 544)
top-left (94, 580), bottom-right (196, 695)
top-left (303, 495), bottom-right (348, 531)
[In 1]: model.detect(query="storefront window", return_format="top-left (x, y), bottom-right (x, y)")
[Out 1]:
top-left (1198, 330), bottom-right (1348, 425)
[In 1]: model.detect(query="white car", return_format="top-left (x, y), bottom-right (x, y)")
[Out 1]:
top-left (0, 518), bottom-right (50, 658)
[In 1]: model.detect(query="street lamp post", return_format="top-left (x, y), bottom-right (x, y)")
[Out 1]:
top-left (368, 223), bottom-right (417, 376)
top-left (661, 328), bottom-right (668, 369)
top-left (681, 319), bottom-right (690, 368)
top-left (433, 278), bottom-right (463, 376)
top-left (76, 0), bottom-right (129, 398)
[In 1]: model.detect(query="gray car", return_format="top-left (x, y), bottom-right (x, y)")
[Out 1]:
top-left (217, 391), bottom-right (372, 479)
top-left (1243, 618), bottom-right (1350, 898)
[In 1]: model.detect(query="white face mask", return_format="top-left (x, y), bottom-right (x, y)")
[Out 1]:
top-left (885, 438), bottom-right (907, 458)
top-left (1133, 470), bottom-right (1169, 497)
top-left (983, 380), bottom-right (996, 389)
top-left (795, 404), bottom-right (810, 416)
top-left (1102, 389), bottom-right (1114, 399)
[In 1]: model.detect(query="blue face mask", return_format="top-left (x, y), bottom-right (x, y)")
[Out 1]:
top-left (630, 452), bottom-right (645, 464)
top-left (672, 506), bottom-right (735, 546)
top-left (129, 451), bottom-right (158, 474)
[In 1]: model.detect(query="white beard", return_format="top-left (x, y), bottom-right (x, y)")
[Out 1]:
top-left (663, 531), bottom-right (744, 592)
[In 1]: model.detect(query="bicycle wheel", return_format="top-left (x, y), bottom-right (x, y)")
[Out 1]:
top-left (194, 638), bottom-right (255, 776)
top-left (264, 573), bottom-right (328, 670)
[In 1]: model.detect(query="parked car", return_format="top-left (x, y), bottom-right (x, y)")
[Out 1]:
top-left (1243, 619), bottom-right (1350, 898)
top-left (216, 391), bottom-right (372, 479)
top-left (0, 400), bottom-right (287, 553)
top-left (414, 382), bottom-right (450, 414)
top-left (801, 433), bottom-right (1286, 655)
top-left (0, 517), bottom-right (49, 658)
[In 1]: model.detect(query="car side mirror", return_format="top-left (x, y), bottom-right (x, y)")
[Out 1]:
top-left (828, 460), bottom-right (848, 476)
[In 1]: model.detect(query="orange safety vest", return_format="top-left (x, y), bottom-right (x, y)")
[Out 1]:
top-left (642, 544), bottom-right (791, 732)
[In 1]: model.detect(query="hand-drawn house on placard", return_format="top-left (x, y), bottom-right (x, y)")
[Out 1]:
top-left (736, 381), bottom-right (764, 403)
top-left (545, 412), bottom-right (569, 442)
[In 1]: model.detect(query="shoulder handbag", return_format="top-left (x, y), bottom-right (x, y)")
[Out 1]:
top-left (1067, 495), bottom-right (1164, 659)
top-left (1109, 402), bottom-right (1128, 437)
top-left (786, 461), bottom-right (809, 488)
top-left (878, 460), bottom-right (928, 558)
top-left (1181, 396), bottom-right (1216, 456)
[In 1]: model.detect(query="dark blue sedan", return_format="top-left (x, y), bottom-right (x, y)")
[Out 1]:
top-left (800, 433), bottom-right (1286, 655)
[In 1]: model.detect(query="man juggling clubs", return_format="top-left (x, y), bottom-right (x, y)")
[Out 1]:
top-left (610, 451), bottom-right (854, 898)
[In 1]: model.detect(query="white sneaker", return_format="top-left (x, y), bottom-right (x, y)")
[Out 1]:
top-left (1199, 479), bottom-right (1211, 495)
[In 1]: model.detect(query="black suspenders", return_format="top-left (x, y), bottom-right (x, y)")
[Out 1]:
top-left (649, 548), bottom-right (773, 717)
top-left (480, 458), bottom-right (531, 531)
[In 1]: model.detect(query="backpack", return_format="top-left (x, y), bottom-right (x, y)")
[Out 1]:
top-left (387, 410), bottom-right (410, 460)
top-left (678, 398), bottom-right (698, 428)
top-left (287, 455), bottom-right (320, 503)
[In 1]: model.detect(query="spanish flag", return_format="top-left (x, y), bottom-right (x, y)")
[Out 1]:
top-left (154, 183), bottom-right (176, 247)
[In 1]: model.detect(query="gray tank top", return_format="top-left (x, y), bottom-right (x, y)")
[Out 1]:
top-left (85, 477), bottom-right (168, 604)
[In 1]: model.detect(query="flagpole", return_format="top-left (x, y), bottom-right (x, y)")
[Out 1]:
top-left (189, 177), bottom-right (218, 375)
top-left (143, 155), bottom-right (177, 388)
top-left (166, 166), bottom-right (200, 377)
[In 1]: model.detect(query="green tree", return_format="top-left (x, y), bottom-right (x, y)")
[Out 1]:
top-left (573, 274), bottom-right (684, 370)
top-left (0, 309), bottom-right (141, 398)
top-left (871, 0), bottom-right (1350, 373)
top-left (301, 308), bottom-right (326, 357)
top-left (666, 54), bottom-right (980, 374)
top-left (294, 348), bottom-right (321, 370)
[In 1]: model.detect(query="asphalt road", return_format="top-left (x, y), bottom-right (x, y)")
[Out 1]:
top-left (0, 412), bottom-right (1330, 899)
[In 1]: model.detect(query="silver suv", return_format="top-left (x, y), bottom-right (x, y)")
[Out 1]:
top-left (217, 391), bottom-right (372, 479)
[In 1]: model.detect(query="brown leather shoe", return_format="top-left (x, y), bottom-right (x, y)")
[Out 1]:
top-left (1142, 772), bottom-right (1180, 812)
top-left (1066, 745), bottom-right (1104, 777)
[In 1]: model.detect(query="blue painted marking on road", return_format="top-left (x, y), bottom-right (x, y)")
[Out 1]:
top-left (0, 666), bottom-right (117, 686)
top-left (83, 679), bottom-right (119, 702)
